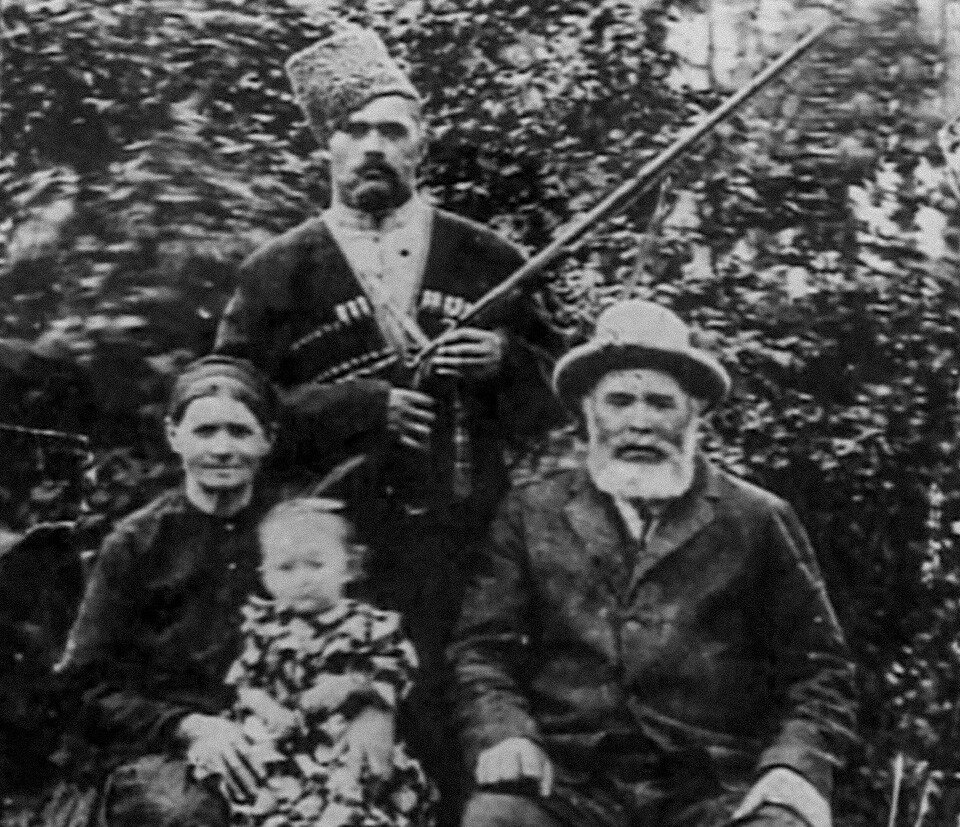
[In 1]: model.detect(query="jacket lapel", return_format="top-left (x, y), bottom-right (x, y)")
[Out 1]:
top-left (561, 460), bottom-right (725, 599)
top-left (627, 457), bottom-right (721, 595)
top-left (562, 471), bottom-right (631, 597)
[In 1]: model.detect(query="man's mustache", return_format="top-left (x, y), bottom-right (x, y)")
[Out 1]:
top-left (355, 161), bottom-right (399, 180)
top-left (610, 435), bottom-right (681, 461)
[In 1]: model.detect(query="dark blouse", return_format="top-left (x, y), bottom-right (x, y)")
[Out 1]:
top-left (57, 487), bottom-right (270, 774)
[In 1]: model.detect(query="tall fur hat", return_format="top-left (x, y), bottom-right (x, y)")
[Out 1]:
top-left (286, 22), bottom-right (421, 143)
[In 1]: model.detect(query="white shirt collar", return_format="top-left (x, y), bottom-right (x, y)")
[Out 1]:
top-left (612, 497), bottom-right (665, 544)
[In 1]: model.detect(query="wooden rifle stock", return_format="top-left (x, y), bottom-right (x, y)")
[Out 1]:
top-left (412, 18), bottom-right (834, 371)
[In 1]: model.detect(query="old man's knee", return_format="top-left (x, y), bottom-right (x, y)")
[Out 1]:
top-left (103, 755), bottom-right (228, 827)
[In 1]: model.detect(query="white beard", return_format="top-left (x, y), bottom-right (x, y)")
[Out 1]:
top-left (585, 419), bottom-right (698, 502)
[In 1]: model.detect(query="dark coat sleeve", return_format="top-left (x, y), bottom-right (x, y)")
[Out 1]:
top-left (214, 234), bottom-right (392, 461)
top-left (448, 492), bottom-right (543, 770)
top-left (57, 528), bottom-right (194, 755)
top-left (755, 501), bottom-right (857, 797)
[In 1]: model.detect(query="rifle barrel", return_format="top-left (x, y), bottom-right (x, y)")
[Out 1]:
top-left (413, 18), bottom-right (833, 366)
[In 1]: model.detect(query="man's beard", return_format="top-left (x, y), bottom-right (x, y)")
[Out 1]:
top-left (347, 163), bottom-right (413, 214)
top-left (585, 417), bottom-right (698, 502)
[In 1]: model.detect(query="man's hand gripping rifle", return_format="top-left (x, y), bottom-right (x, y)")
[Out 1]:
top-left (327, 19), bottom-right (834, 506)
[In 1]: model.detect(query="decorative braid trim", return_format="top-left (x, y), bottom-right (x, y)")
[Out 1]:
top-left (290, 319), bottom-right (347, 354)
top-left (310, 347), bottom-right (399, 385)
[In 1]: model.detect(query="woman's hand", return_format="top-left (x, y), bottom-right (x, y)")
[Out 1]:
top-left (179, 713), bottom-right (268, 801)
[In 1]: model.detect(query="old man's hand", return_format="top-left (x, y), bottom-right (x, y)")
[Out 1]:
top-left (387, 388), bottom-right (436, 452)
top-left (430, 327), bottom-right (506, 379)
top-left (475, 737), bottom-right (553, 797)
top-left (179, 713), bottom-right (268, 802)
top-left (732, 767), bottom-right (830, 827)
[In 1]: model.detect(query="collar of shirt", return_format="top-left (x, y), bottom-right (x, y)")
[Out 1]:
top-left (322, 194), bottom-right (433, 319)
top-left (612, 496), bottom-right (664, 545)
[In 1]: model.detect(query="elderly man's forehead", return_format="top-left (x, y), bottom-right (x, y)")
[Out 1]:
top-left (592, 368), bottom-right (687, 396)
top-left (346, 94), bottom-right (422, 127)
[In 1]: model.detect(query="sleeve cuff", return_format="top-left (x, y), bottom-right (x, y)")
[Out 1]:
top-left (749, 767), bottom-right (832, 827)
top-left (463, 713), bottom-right (542, 770)
top-left (155, 706), bottom-right (199, 751)
top-left (757, 743), bottom-right (833, 800)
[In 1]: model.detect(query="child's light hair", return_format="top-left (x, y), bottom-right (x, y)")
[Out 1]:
top-left (258, 497), bottom-right (365, 578)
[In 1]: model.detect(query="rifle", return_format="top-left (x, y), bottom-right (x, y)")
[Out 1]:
top-left (411, 18), bottom-right (834, 374)
top-left (348, 19), bottom-right (834, 509)
top-left (938, 109), bottom-right (960, 202)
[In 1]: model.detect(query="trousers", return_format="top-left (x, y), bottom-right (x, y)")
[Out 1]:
top-left (460, 791), bottom-right (811, 827)
top-left (360, 514), bottom-right (481, 827)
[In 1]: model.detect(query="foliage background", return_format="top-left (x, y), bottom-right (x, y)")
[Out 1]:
top-left (3, 0), bottom-right (960, 822)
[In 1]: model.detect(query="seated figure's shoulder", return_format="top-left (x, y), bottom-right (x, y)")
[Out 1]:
top-left (433, 208), bottom-right (525, 267)
top-left (711, 464), bottom-right (793, 519)
top-left (239, 216), bottom-right (328, 279)
top-left (101, 489), bottom-right (187, 557)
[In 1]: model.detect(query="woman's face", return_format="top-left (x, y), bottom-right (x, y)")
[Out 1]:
top-left (166, 395), bottom-right (272, 494)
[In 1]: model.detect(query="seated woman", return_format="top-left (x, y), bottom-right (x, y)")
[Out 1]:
top-left (48, 355), bottom-right (279, 827)
top-left (197, 497), bottom-right (434, 827)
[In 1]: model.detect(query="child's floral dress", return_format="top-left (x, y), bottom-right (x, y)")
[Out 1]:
top-left (194, 597), bottom-right (435, 827)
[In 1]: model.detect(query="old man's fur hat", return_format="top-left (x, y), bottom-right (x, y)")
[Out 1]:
top-left (286, 22), bottom-right (421, 143)
top-left (553, 299), bottom-right (731, 411)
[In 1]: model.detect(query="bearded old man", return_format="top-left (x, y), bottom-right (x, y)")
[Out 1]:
top-left (449, 300), bottom-right (856, 827)
top-left (213, 22), bottom-right (557, 821)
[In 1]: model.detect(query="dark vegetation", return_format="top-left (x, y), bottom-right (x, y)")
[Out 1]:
top-left (2, 0), bottom-right (960, 821)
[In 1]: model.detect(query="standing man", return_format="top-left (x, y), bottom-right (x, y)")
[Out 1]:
top-left (450, 299), bottom-right (856, 827)
top-left (214, 22), bottom-right (556, 821)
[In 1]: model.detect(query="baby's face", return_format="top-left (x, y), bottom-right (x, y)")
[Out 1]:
top-left (260, 523), bottom-right (349, 614)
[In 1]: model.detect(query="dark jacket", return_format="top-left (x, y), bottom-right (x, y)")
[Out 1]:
top-left (450, 458), bottom-right (856, 800)
top-left (56, 489), bottom-right (268, 775)
top-left (214, 208), bottom-right (558, 534)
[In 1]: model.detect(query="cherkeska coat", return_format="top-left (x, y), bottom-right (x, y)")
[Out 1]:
top-left (450, 457), bottom-right (856, 826)
top-left (214, 208), bottom-right (556, 531)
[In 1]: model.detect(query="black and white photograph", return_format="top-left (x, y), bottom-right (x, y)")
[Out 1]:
top-left (2, 0), bottom-right (960, 824)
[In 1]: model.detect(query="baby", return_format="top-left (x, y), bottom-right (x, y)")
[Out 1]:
top-left (192, 498), bottom-right (434, 827)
